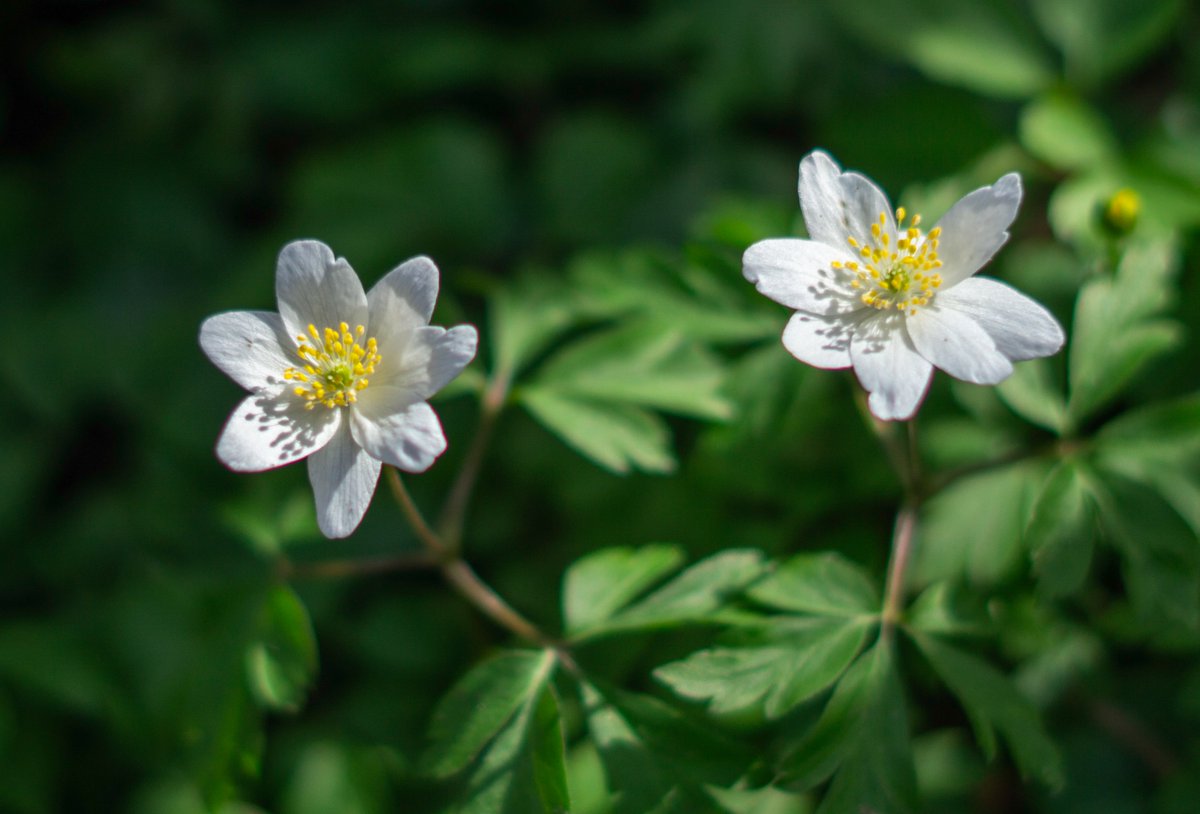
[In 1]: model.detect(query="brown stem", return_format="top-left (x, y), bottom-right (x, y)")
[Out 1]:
top-left (882, 503), bottom-right (918, 631)
top-left (437, 370), bottom-right (510, 555)
top-left (387, 465), bottom-right (553, 647)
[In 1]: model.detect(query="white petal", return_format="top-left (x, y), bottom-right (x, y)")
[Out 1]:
top-left (907, 306), bottom-right (1013, 385)
top-left (199, 311), bottom-right (293, 391)
top-left (933, 173), bottom-right (1021, 288)
top-left (367, 255), bottom-right (440, 329)
top-left (215, 392), bottom-right (340, 472)
top-left (799, 150), bottom-right (896, 251)
top-left (743, 239), bottom-right (862, 315)
top-left (350, 400), bottom-right (447, 473)
top-left (850, 314), bottom-right (934, 421)
top-left (934, 277), bottom-right (1065, 361)
top-left (368, 324), bottom-right (478, 402)
top-left (275, 240), bottom-right (369, 339)
top-left (307, 420), bottom-right (382, 538)
top-left (781, 310), bottom-right (861, 369)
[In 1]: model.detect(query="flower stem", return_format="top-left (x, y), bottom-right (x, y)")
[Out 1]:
top-left (386, 466), bottom-right (553, 647)
top-left (881, 502), bottom-right (918, 631)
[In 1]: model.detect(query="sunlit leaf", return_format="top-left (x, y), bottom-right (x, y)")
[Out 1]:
top-left (655, 618), bottom-right (870, 718)
top-left (748, 553), bottom-right (879, 618)
top-left (521, 389), bottom-right (675, 475)
top-left (1025, 460), bottom-right (1099, 597)
top-left (562, 544), bottom-right (686, 635)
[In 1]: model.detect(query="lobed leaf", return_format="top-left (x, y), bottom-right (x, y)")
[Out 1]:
top-left (654, 618), bottom-right (871, 719)
top-left (1025, 460), bottom-right (1099, 597)
top-left (562, 544), bottom-right (686, 636)
top-left (423, 649), bottom-right (556, 779)
top-left (747, 552), bottom-right (879, 618)
top-left (913, 634), bottom-right (1063, 788)
top-left (245, 586), bottom-right (319, 714)
top-left (521, 389), bottom-right (675, 475)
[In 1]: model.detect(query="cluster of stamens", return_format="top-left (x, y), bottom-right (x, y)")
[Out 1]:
top-left (283, 322), bottom-right (381, 409)
top-left (831, 208), bottom-right (944, 315)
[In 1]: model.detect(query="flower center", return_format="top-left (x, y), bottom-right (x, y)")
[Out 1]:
top-left (832, 208), bottom-right (943, 315)
top-left (283, 322), bottom-right (381, 409)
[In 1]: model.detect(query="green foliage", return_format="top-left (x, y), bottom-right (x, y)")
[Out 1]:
top-left (6, 0), bottom-right (1200, 811)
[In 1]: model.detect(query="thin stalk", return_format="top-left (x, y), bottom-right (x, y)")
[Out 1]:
top-left (387, 466), bottom-right (553, 647)
top-left (881, 503), bottom-right (918, 631)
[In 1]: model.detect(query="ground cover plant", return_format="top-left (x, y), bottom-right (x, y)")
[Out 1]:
top-left (2, 1), bottom-right (1200, 812)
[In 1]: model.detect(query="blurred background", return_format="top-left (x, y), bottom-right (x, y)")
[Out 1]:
top-left (2, 0), bottom-right (1199, 812)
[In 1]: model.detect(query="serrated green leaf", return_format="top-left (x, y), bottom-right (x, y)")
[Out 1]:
top-left (535, 322), bottom-right (732, 421)
top-left (913, 634), bottom-right (1062, 788)
top-left (1030, 0), bottom-right (1184, 88)
top-left (490, 276), bottom-right (579, 378)
top-left (914, 463), bottom-right (1044, 587)
top-left (583, 680), bottom-right (750, 814)
top-left (1026, 461), bottom-right (1099, 597)
top-left (591, 550), bottom-right (766, 637)
top-left (246, 586), bottom-right (318, 713)
top-left (530, 685), bottom-right (571, 814)
top-left (654, 618), bottom-right (870, 719)
top-left (905, 583), bottom-right (991, 636)
top-left (1094, 396), bottom-right (1200, 536)
top-left (459, 691), bottom-right (542, 814)
top-left (1094, 475), bottom-right (1200, 631)
top-left (1019, 92), bottom-right (1117, 171)
top-left (563, 544), bottom-right (686, 635)
top-left (995, 357), bottom-right (1067, 434)
top-left (1067, 239), bottom-right (1181, 428)
top-left (827, 0), bottom-right (1053, 98)
top-left (521, 389), bottom-right (675, 474)
top-left (423, 649), bottom-right (555, 778)
top-left (748, 553), bottom-right (879, 618)
top-left (780, 639), bottom-right (917, 814)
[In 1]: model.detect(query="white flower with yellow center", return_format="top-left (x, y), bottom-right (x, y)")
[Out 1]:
top-left (744, 150), bottom-right (1064, 420)
top-left (200, 240), bottom-right (477, 538)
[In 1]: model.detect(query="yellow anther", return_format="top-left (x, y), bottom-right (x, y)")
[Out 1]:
top-left (896, 206), bottom-right (906, 224)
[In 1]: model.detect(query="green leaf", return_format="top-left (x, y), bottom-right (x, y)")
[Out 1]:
top-left (913, 634), bottom-right (1063, 788)
top-left (490, 275), bottom-right (579, 379)
top-left (1094, 475), bottom-right (1200, 631)
top-left (747, 553), bottom-right (879, 617)
top-left (1030, 0), bottom-right (1185, 88)
top-left (535, 322), bottom-right (732, 421)
top-left (530, 685), bottom-right (571, 814)
top-left (1025, 461), bottom-right (1099, 597)
top-left (597, 550), bottom-right (767, 636)
top-left (1067, 239), bottom-right (1181, 428)
top-left (423, 649), bottom-right (555, 778)
top-left (906, 583), bottom-right (991, 636)
top-left (1095, 396), bottom-right (1200, 534)
top-left (562, 544), bottom-right (686, 635)
top-left (826, 0), bottom-right (1053, 98)
top-left (913, 463), bottom-right (1044, 587)
top-left (521, 389), bottom-right (675, 475)
top-left (583, 680), bottom-right (751, 814)
top-left (1019, 92), bottom-right (1117, 171)
top-left (995, 357), bottom-right (1067, 434)
top-left (780, 640), bottom-right (918, 814)
top-left (654, 618), bottom-right (871, 719)
top-left (245, 586), bottom-right (318, 713)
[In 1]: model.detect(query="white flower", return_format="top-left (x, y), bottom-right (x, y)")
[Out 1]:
top-left (200, 240), bottom-right (478, 538)
top-left (743, 150), bottom-right (1064, 420)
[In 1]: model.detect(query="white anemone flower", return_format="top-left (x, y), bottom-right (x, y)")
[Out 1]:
top-left (743, 150), bottom-right (1064, 420)
top-left (200, 240), bottom-right (478, 538)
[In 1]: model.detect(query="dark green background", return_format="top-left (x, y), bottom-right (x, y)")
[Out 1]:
top-left (2, 1), bottom-right (1199, 812)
